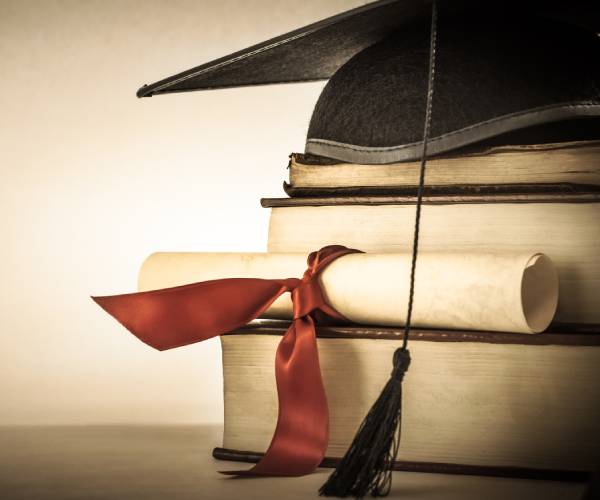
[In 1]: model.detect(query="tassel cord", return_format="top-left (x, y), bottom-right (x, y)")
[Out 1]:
top-left (403, 0), bottom-right (438, 350)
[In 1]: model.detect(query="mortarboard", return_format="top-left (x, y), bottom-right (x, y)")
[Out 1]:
top-left (131, 0), bottom-right (600, 497)
top-left (138, 1), bottom-right (600, 162)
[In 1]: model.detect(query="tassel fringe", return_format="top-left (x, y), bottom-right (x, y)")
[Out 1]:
top-left (319, 348), bottom-right (410, 498)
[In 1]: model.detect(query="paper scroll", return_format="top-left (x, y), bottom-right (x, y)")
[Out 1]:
top-left (139, 251), bottom-right (558, 334)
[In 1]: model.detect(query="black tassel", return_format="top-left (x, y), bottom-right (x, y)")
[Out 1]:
top-left (319, 1), bottom-right (438, 497)
top-left (319, 348), bottom-right (410, 498)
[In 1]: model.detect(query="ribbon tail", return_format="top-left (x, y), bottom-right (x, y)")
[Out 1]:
top-left (221, 315), bottom-right (329, 477)
top-left (92, 278), bottom-right (290, 350)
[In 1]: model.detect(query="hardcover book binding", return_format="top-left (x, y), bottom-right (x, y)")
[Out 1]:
top-left (216, 322), bottom-right (600, 480)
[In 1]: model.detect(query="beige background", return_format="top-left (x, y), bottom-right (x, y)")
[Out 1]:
top-left (0, 0), bottom-right (368, 425)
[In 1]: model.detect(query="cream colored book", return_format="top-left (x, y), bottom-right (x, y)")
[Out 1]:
top-left (264, 193), bottom-right (600, 327)
top-left (286, 140), bottom-right (600, 195)
top-left (218, 323), bottom-right (600, 477)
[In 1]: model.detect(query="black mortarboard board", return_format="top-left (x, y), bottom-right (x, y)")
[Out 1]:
top-left (137, 0), bottom-right (599, 97)
top-left (134, 1), bottom-right (600, 498)
top-left (137, 0), bottom-right (600, 162)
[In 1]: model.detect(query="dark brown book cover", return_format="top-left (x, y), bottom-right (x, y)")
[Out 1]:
top-left (224, 320), bottom-right (600, 345)
top-left (262, 191), bottom-right (600, 208)
top-left (212, 447), bottom-right (590, 482)
top-left (283, 182), bottom-right (600, 199)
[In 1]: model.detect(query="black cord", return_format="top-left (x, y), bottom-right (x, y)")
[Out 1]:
top-left (402, 0), bottom-right (438, 351)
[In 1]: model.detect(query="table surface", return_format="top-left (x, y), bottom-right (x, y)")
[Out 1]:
top-left (0, 425), bottom-right (589, 500)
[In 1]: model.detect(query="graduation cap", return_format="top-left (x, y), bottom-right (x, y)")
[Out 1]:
top-left (135, 0), bottom-right (600, 497)
top-left (138, 0), bottom-right (600, 162)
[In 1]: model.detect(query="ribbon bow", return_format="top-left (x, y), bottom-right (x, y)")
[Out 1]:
top-left (93, 245), bottom-right (361, 476)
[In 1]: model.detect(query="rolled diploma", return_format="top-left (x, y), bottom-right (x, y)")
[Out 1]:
top-left (139, 252), bottom-right (558, 334)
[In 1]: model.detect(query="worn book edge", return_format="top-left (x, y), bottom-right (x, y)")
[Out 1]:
top-left (262, 190), bottom-right (600, 208)
top-left (226, 321), bottom-right (600, 345)
top-left (212, 447), bottom-right (590, 482)
top-left (283, 182), bottom-right (600, 198)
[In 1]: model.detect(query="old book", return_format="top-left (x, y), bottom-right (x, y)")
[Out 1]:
top-left (263, 192), bottom-right (600, 328)
top-left (216, 322), bottom-right (600, 479)
top-left (285, 140), bottom-right (600, 197)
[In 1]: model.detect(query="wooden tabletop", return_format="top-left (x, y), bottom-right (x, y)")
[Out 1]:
top-left (0, 425), bottom-right (588, 500)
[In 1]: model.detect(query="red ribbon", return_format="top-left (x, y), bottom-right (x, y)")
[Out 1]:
top-left (93, 245), bottom-right (361, 476)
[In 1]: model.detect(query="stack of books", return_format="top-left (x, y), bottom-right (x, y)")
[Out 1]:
top-left (215, 139), bottom-right (600, 479)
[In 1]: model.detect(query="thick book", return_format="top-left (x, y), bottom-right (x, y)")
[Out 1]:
top-left (262, 192), bottom-right (600, 328)
top-left (215, 322), bottom-right (600, 480)
top-left (284, 140), bottom-right (600, 197)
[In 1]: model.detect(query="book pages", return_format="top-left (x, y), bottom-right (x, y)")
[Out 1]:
top-left (139, 251), bottom-right (558, 334)
top-left (221, 333), bottom-right (600, 470)
top-left (289, 140), bottom-right (600, 188)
